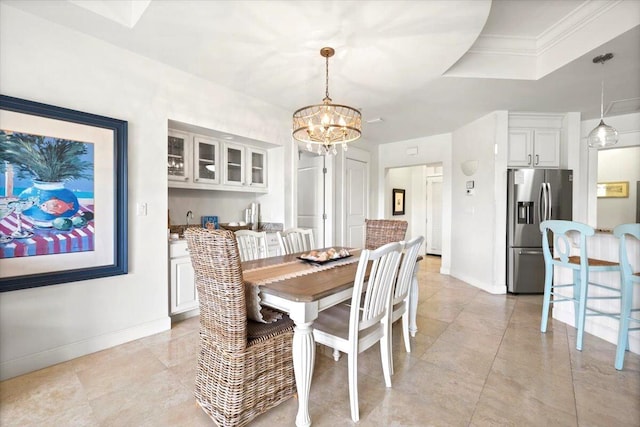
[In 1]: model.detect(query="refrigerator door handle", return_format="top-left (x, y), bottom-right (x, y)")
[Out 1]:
top-left (546, 182), bottom-right (552, 220)
top-left (538, 183), bottom-right (545, 223)
top-left (519, 249), bottom-right (544, 255)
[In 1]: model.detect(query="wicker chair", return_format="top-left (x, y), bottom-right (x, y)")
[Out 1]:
top-left (183, 228), bottom-right (296, 427)
top-left (364, 219), bottom-right (408, 249)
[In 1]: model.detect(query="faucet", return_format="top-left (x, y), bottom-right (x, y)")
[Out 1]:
top-left (186, 210), bottom-right (193, 227)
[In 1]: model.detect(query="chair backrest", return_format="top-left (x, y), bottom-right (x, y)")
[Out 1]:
top-left (277, 228), bottom-right (315, 254)
top-left (235, 229), bottom-right (268, 261)
top-left (540, 220), bottom-right (595, 269)
top-left (393, 236), bottom-right (424, 305)
top-left (614, 223), bottom-right (640, 280)
top-left (365, 219), bottom-right (408, 250)
top-left (349, 241), bottom-right (404, 342)
top-left (183, 228), bottom-right (247, 351)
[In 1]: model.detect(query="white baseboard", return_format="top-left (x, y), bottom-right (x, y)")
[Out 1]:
top-left (0, 316), bottom-right (171, 381)
top-left (449, 270), bottom-right (506, 295)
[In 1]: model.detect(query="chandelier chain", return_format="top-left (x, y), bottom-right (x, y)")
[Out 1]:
top-left (325, 53), bottom-right (330, 101)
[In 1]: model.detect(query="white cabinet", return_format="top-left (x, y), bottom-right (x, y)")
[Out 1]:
top-left (223, 142), bottom-right (268, 189)
top-left (169, 129), bottom-right (268, 192)
top-left (169, 241), bottom-right (198, 315)
top-left (193, 136), bottom-right (220, 185)
top-left (168, 130), bottom-right (190, 182)
top-left (508, 128), bottom-right (560, 168)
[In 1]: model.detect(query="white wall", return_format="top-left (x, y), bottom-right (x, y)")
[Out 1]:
top-left (0, 5), bottom-right (289, 380)
top-left (584, 113), bottom-right (640, 227)
top-left (450, 111), bottom-right (508, 294)
top-left (377, 134), bottom-right (452, 273)
top-left (597, 146), bottom-right (640, 229)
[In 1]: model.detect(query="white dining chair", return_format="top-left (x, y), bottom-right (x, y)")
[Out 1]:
top-left (389, 235), bottom-right (424, 372)
top-left (312, 241), bottom-right (403, 422)
top-left (235, 229), bottom-right (269, 261)
top-left (276, 228), bottom-right (315, 254)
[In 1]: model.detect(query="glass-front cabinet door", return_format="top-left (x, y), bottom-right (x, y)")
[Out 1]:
top-left (248, 147), bottom-right (267, 188)
top-left (193, 136), bottom-right (220, 185)
top-left (223, 142), bottom-right (245, 186)
top-left (168, 130), bottom-right (190, 182)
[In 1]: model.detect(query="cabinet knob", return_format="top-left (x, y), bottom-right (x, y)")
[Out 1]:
top-left (535, 154), bottom-right (539, 165)
top-left (183, 177), bottom-right (189, 181)
top-left (528, 154), bottom-right (532, 165)
top-left (194, 178), bottom-right (199, 182)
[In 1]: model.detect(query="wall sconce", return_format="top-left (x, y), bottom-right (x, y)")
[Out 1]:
top-left (461, 160), bottom-right (479, 176)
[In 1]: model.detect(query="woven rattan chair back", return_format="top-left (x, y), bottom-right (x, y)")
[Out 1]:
top-left (235, 229), bottom-right (269, 261)
top-left (184, 228), bottom-right (247, 351)
top-left (183, 227), bottom-right (296, 426)
top-left (365, 219), bottom-right (408, 250)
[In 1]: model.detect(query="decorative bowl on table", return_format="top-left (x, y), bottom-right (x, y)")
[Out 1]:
top-left (219, 223), bottom-right (253, 232)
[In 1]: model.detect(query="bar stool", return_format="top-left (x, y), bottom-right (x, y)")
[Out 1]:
top-left (613, 223), bottom-right (640, 370)
top-left (540, 220), bottom-right (620, 351)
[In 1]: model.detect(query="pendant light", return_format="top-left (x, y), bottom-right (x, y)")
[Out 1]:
top-left (587, 53), bottom-right (618, 149)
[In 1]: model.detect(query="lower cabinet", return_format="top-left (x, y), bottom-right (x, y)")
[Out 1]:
top-left (169, 241), bottom-right (198, 315)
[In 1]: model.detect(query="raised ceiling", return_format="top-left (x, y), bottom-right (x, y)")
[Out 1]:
top-left (4, 0), bottom-right (640, 145)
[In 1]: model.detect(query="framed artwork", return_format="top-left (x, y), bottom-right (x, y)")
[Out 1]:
top-left (597, 181), bottom-right (629, 198)
top-left (0, 95), bottom-right (128, 292)
top-left (392, 188), bottom-right (405, 216)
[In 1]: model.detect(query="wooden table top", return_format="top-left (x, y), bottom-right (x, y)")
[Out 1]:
top-left (241, 248), bottom-right (361, 302)
top-left (242, 248), bottom-right (423, 303)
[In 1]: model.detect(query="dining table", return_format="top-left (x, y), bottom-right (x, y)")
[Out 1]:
top-left (242, 247), bottom-right (422, 427)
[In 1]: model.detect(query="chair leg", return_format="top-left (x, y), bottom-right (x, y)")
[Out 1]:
top-left (615, 280), bottom-right (632, 370)
top-left (332, 348), bottom-right (341, 361)
top-left (402, 312), bottom-right (411, 353)
top-left (347, 353), bottom-right (359, 422)
top-left (380, 327), bottom-right (392, 388)
top-left (575, 269), bottom-right (588, 351)
top-left (540, 264), bottom-right (553, 333)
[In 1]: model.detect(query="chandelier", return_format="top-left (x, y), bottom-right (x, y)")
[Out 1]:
top-left (292, 47), bottom-right (362, 155)
top-left (587, 53), bottom-right (618, 149)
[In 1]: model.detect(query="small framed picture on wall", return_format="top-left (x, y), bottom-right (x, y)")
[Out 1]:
top-left (392, 188), bottom-right (405, 216)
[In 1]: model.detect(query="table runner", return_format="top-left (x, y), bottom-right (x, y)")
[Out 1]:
top-left (244, 250), bottom-right (361, 323)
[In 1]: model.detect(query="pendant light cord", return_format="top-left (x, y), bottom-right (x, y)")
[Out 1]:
top-left (600, 63), bottom-right (605, 120)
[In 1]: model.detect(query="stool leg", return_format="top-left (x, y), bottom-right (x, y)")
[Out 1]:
top-left (575, 268), bottom-right (588, 351)
top-left (615, 278), bottom-right (632, 370)
top-left (540, 263), bottom-right (553, 333)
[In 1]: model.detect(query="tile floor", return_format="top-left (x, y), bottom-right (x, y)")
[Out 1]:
top-left (1, 256), bottom-right (639, 426)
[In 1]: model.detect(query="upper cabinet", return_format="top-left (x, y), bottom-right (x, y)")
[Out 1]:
top-left (508, 113), bottom-right (566, 169)
top-left (508, 128), bottom-right (560, 168)
top-left (222, 143), bottom-right (267, 189)
top-left (168, 129), bottom-right (268, 193)
top-left (168, 130), bottom-right (190, 182)
top-left (193, 136), bottom-right (220, 185)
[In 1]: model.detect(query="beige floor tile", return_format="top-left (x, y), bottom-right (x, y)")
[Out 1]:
top-left (3, 256), bottom-right (639, 426)
top-left (75, 347), bottom-right (167, 400)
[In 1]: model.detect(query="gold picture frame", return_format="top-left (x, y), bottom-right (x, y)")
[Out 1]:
top-left (597, 181), bottom-right (629, 198)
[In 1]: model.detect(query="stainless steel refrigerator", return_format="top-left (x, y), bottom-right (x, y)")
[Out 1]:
top-left (507, 169), bottom-right (573, 293)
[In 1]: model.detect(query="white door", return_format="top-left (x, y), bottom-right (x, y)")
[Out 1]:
top-left (426, 176), bottom-right (443, 255)
top-left (345, 158), bottom-right (367, 248)
top-left (297, 152), bottom-right (325, 247)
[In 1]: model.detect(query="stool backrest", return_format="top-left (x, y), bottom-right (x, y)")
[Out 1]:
top-left (613, 223), bottom-right (640, 278)
top-left (540, 220), bottom-right (594, 269)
